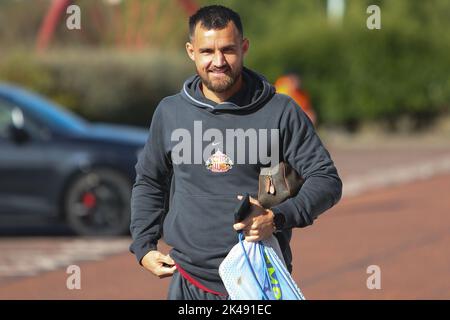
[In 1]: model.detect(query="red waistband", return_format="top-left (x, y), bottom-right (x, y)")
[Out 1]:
top-left (175, 263), bottom-right (227, 296)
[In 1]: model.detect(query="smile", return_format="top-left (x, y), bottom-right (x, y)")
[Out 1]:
top-left (209, 68), bottom-right (229, 74)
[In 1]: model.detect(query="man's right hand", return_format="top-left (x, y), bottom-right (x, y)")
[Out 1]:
top-left (141, 250), bottom-right (177, 279)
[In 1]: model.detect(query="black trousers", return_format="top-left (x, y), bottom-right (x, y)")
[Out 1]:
top-left (167, 271), bottom-right (229, 300)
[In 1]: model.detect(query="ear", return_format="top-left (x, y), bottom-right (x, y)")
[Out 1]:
top-left (186, 42), bottom-right (195, 61)
top-left (242, 38), bottom-right (249, 56)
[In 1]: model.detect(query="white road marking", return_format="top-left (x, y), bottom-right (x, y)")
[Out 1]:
top-left (343, 154), bottom-right (450, 198)
top-left (0, 238), bottom-right (129, 278)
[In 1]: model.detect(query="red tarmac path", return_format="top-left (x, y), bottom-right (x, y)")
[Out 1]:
top-left (1, 173), bottom-right (449, 299)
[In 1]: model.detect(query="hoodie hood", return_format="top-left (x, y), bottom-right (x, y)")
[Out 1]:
top-left (181, 67), bottom-right (275, 113)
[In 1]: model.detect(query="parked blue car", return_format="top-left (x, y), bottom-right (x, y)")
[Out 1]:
top-left (0, 83), bottom-right (148, 235)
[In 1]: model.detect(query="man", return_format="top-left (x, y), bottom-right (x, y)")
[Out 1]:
top-left (130, 5), bottom-right (342, 300)
top-left (274, 73), bottom-right (317, 125)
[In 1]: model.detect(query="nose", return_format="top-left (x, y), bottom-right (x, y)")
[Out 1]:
top-left (212, 51), bottom-right (226, 67)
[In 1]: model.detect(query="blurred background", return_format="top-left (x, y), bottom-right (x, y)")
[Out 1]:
top-left (0, 0), bottom-right (449, 300)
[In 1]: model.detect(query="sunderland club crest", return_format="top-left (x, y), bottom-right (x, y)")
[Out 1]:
top-left (205, 149), bottom-right (233, 173)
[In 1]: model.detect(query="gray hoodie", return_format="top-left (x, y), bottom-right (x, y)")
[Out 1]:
top-left (130, 67), bottom-right (342, 294)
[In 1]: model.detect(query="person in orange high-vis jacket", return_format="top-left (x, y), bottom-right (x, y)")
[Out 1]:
top-left (274, 74), bottom-right (316, 125)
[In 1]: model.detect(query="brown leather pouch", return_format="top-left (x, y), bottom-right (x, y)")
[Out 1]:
top-left (258, 162), bottom-right (304, 209)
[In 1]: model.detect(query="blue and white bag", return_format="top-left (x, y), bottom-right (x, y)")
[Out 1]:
top-left (219, 233), bottom-right (305, 300)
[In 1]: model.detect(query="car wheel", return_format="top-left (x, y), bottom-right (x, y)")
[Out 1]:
top-left (64, 168), bottom-right (131, 236)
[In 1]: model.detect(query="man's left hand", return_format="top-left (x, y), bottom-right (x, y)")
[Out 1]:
top-left (233, 195), bottom-right (275, 242)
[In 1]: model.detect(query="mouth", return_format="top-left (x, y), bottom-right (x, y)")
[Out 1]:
top-left (209, 67), bottom-right (229, 76)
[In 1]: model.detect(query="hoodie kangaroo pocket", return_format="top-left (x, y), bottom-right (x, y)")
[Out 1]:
top-left (162, 191), bottom-right (241, 266)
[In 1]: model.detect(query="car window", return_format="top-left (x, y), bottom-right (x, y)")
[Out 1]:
top-left (0, 98), bottom-right (47, 140)
top-left (0, 99), bottom-right (13, 138)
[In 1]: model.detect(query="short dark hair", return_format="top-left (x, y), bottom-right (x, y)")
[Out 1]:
top-left (189, 5), bottom-right (243, 40)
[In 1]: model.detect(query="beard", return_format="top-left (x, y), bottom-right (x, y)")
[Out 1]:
top-left (199, 64), bottom-right (242, 93)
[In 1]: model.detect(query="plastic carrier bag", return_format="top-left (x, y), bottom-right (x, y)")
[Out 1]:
top-left (219, 233), bottom-right (305, 300)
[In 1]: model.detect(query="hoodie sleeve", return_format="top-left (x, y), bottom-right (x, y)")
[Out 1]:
top-left (271, 97), bottom-right (342, 229)
top-left (129, 105), bottom-right (172, 264)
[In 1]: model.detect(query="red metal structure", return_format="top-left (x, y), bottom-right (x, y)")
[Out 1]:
top-left (36, 0), bottom-right (198, 51)
top-left (36, 0), bottom-right (72, 51)
top-left (178, 0), bottom-right (199, 15)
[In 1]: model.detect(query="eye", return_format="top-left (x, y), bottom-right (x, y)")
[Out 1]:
top-left (200, 49), bottom-right (213, 54)
top-left (223, 47), bottom-right (236, 54)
